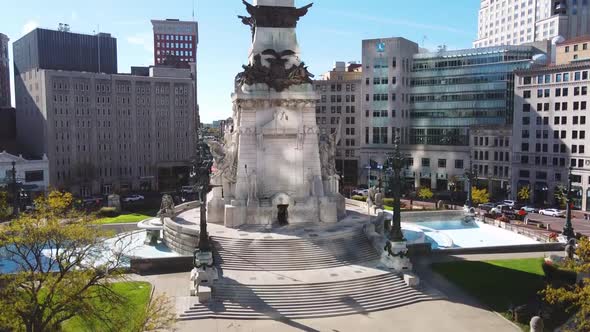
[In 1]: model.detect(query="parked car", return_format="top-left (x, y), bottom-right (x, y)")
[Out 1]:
top-left (502, 200), bottom-right (516, 208)
top-left (122, 194), bottom-right (145, 202)
top-left (478, 203), bottom-right (495, 212)
top-left (490, 204), bottom-right (513, 215)
top-left (539, 208), bottom-right (565, 217)
top-left (352, 188), bottom-right (369, 196)
top-left (521, 206), bottom-right (538, 213)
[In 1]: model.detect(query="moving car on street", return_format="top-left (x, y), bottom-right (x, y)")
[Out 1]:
top-left (521, 206), bottom-right (538, 213)
top-left (478, 203), bottom-right (495, 212)
top-left (538, 208), bottom-right (565, 217)
top-left (122, 194), bottom-right (145, 202)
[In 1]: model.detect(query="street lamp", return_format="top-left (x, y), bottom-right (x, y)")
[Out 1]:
top-left (386, 134), bottom-right (405, 242)
top-left (464, 158), bottom-right (478, 209)
top-left (365, 165), bottom-right (372, 188)
top-left (191, 129), bottom-right (214, 254)
top-left (562, 166), bottom-right (575, 240)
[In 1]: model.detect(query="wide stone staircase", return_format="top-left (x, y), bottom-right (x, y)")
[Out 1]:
top-left (178, 226), bottom-right (441, 320)
top-left (211, 231), bottom-right (380, 271)
top-left (179, 273), bottom-right (438, 320)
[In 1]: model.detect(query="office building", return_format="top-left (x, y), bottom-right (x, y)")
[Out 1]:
top-left (512, 44), bottom-right (590, 209)
top-left (0, 107), bottom-right (17, 154)
top-left (407, 45), bottom-right (546, 192)
top-left (152, 19), bottom-right (198, 68)
top-left (314, 61), bottom-right (363, 189)
top-left (474, 0), bottom-right (590, 48)
top-left (470, 125), bottom-right (513, 199)
top-left (0, 151), bottom-right (49, 193)
top-left (13, 28), bottom-right (117, 75)
top-left (360, 38), bottom-right (418, 187)
top-left (0, 33), bottom-right (10, 107)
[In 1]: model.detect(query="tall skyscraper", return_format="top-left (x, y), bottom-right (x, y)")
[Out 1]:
top-left (151, 19), bottom-right (198, 68)
top-left (0, 33), bottom-right (10, 108)
top-left (474, 0), bottom-right (590, 48)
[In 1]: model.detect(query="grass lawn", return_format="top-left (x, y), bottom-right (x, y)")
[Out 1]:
top-left (94, 212), bottom-right (152, 224)
top-left (62, 281), bottom-right (152, 332)
top-left (432, 258), bottom-right (546, 329)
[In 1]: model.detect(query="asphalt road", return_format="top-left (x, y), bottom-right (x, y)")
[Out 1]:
top-left (525, 211), bottom-right (590, 237)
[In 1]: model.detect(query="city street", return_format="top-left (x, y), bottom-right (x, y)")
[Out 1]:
top-left (526, 211), bottom-right (590, 237)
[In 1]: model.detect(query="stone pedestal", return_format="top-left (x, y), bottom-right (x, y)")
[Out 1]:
top-left (380, 241), bottom-right (412, 272)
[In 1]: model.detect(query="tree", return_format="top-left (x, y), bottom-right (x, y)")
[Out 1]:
top-left (543, 237), bottom-right (590, 331)
top-left (0, 191), bottom-right (10, 220)
top-left (0, 190), bottom-right (174, 332)
top-left (418, 187), bottom-right (434, 201)
top-left (134, 292), bottom-right (177, 332)
top-left (554, 185), bottom-right (568, 209)
top-left (517, 185), bottom-right (531, 203)
top-left (471, 187), bottom-right (490, 205)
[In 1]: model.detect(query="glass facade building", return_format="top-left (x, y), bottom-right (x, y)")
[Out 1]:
top-left (409, 46), bottom-right (544, 146)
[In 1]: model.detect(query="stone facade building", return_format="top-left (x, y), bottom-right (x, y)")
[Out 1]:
top-left (15, 68), bottom-right (197, 196)
top-left (0, 151), bottom-right (49, 193)
top-left (556, 35), bottom-right (590, 64)
top-left (513, 58), bottom-right (590, 209)
top-left (314, 61), bottom-right (362, 189)
top-left (470, 125), bottom-right (513, 199)
top-left (474, 0), bottom-right (590, 48)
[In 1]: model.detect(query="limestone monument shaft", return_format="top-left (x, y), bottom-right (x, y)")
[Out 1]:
top-left (207, 0), bottom-right (345, 227)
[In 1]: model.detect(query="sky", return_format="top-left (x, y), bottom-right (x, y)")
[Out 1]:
top-left (3, 0), bottom-right (480, 123)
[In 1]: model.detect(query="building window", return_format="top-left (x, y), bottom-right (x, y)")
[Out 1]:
top-left (438, 159), bottom-right (447, 168)
top-left (421, 158), bottom-right (430, 167)
top-left (454, 160), bottom-right (464, 169)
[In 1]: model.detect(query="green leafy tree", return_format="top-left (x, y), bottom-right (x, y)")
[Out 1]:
top-left (418, 187), bottom-right (434, 201)
top-left (0, 191), bottom-right (10, 220)
top-left (0, 190), bottom-right (176, 332)
top-left (554, 185), bottom-right (568, 209)
top-left (543, 237), bottom-right (590, 331)
top-left (471, 187), bottom-right (490, 205)
top-left (517, 185), bottom-right (531, 203)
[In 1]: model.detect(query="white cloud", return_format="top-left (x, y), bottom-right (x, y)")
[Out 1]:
top-left (126, 33), bottom-right (153, 54)
top-left (22, 20), bottom-right (39, 36)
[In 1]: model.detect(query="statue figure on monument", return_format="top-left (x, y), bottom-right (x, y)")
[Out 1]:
top-left (207, 138), bottom-right (238, 184)
top-left (319, 125), bottom-right (341, 179)
top-left (247, 168), bottom-right (258, 204)
top-left (157, 194), bottom-right (175, 222)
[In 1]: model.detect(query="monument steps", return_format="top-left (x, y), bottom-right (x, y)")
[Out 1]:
top-left (178, 273), bottom-right (441, 320)
top-left (211, 231), bottom-right (380, 271)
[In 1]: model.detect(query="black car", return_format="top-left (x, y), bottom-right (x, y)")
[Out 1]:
top-left (478, 203), bottom-right (495, 212)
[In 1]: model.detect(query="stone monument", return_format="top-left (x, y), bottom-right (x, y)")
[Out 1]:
top-left (207, 0), bottom-right (345, 227)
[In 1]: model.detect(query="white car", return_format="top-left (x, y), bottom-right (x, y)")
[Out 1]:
top-left (352, 189), bottom-right (369, 196)
top-left (502, 200), bottom-right (516, 208)
top-left (122, 194), bottom-right (144, 202)
top-left (539, 208), bottom-right (565, 217)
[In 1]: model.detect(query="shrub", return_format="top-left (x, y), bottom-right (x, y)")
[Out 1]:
top-left (417, 187), bottom-right (433, 201)
top-left (351, 195), bottom-right (367, 202)
top-left (383, 198), bottom-right (394, 206)
top-left (97, 207), bottom-right (119, 218)
top-left (542, 262), bottom-right (577, 287)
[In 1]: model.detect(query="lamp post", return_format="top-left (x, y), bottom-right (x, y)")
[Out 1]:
top-left (11, 161), bottom-right (19, 218)
top-left (464, 158), bottom-right (478, 209)
top-left (386, 134), bottom-right (405, 242)
top-left (191, 129), bottom-right (214, 253)
top-left (562, 166), bottom-right (575, 240)
top-left (365, 165), bottom-right (372, 188)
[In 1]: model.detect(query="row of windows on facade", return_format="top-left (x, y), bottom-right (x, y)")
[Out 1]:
top-left (54, 81), bottom-right (185, 94)
top-left (314, 83), bottom-right (357, 92)
top-left (408, 158), bottom-right (465, 170)
top-left (369, 57), bottom-right (412, 73)
top-left (564, 43), bottom-right (590, 53)
top-left (476, 163), bottom-right (510, 178)
top-left (363, 127), bottom-right (408, 145)
top-left (318, 95), bottom-right (356, 103)
top-left (518, 157), bottom-right (587, 171)
top-left (365, 109), bottom-right (409, 118)
top-left (517, 168), bottom-right (581, 183)
top-left (365, 76), bottom-right (406, 86)
top-left (473, 136), bottom-right (510, 147)
top-left (522, 129), bottom-right (587, 140)
top-left (316, 117), bottom-right (356, 125)
top-left (524, 100), bottom-right (588, 113)
top-left (411, 92), bottom-right (506, 103)
top-left (412, 53), bottom-right (531, 71)
top-left (474, 150), bottom-right (510, 162)
top-left (155, 34), bottom-right (194, 42)
top-left (156, 42), bottom-right (194, 50)
top-left (522, 71), bottom-right (590, 85)
top-left (523, 115), bottom-right (587, 125)
top-left (411, 74), bottom-right (511, 87)
top-left (365, 93), bottom-right (409, 102)
top-left (315, 105), bottom-right (356, 114)
top-left (521, 142), bottom-right (586, 154)
top-left (156, 49), bottom-right (194, 57)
